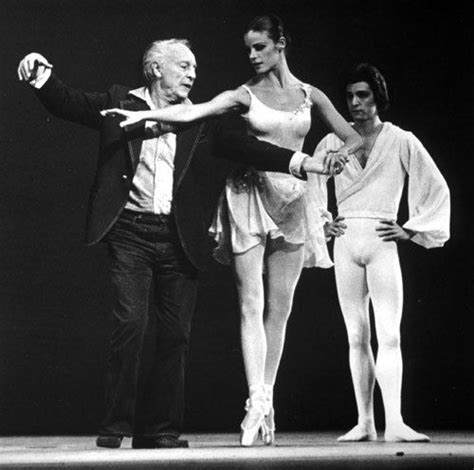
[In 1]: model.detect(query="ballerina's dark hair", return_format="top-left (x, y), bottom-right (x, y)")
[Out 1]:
top-left (345, 63), bottom-right (390, 111)
top-left (245, 14), bottom-right (291, 51)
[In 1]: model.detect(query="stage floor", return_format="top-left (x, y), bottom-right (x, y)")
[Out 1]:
top-left (0, 432), bottom-right (473, 469)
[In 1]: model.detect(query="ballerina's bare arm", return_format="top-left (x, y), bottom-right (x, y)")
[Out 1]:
top-left (310, 86), bottom-right (363, 156)
top-left (101, 87), bottom-right (250, 127)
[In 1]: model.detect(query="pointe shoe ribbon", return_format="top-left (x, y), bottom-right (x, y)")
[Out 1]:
top-left (261, 407), bottom-right (275, 446)
top-left (240, 394), bottom-right (267, 447)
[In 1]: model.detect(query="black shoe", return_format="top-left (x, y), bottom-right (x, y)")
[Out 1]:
top-left (96, 435), bottom-right (124, 448)
top-left (132, 435), bottom-right (189, 449)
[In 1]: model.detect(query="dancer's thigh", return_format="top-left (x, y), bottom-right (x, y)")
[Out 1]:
top-left (334, 232), bottom-right (370, 333)
top-left (265, 237), bottom-right (304, 308)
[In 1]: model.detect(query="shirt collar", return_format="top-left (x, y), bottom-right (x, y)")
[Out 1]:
top-left (128, 86), bottom-right (193, 109)
top-left (128, 87), bottom-right (156, 110)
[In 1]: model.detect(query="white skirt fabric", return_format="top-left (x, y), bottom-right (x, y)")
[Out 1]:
top-left (209, 169), bottom-right (333, 269)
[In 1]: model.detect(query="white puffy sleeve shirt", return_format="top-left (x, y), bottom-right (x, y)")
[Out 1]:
top-left (311, 122), bottom-right (450, 249)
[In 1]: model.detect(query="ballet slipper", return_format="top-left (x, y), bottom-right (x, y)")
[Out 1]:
top-left (337, 423), bottom-right (378, 442)
top-left (384, 422), bottom-right (430, 442)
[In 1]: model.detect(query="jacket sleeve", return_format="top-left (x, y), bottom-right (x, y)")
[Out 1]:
top-left (34, 73), bottom-right (113, 130)
top-left (400, 132), bottom-right (451, 248)
top-left (211, 114), bottom-right (295, 174)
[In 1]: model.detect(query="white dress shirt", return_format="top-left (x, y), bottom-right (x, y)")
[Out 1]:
top-left (125, 87), bottom-right (176, 215)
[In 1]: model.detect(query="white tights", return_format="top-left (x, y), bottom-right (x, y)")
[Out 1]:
top-left (335, 218), bottom-right (408, 434)
top-left (233, 237), bottom-right (304, 399)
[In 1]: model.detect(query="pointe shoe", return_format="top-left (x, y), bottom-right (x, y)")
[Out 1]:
top-left (240, 397), bottom-right (266, 447)
top-left (384, 423), bottom-right (430, 442)
top-left (261, 407), bottom-right (275, 446)
top-left (337, 424), bottom-right (377, 442)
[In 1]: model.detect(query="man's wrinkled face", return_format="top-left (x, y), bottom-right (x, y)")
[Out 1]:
top-left (159, 44), bottom-right (197, 103)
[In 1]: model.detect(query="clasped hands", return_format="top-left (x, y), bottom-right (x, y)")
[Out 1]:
top-left (302, 149), bottom-right (349, 176)
top-left (322, 149), bottom-right (349, 176)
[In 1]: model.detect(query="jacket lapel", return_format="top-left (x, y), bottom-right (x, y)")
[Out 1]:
top-left (118, 94), bottom-right (205, 189)
top-left (119, 99), bottom-right (149, 172)
top-left (173, 123), bottom-right (206, 194)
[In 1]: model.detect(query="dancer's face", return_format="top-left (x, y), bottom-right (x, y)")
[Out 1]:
top-left (346, 81), bottom-right (378, 122)
top-left (158, 44), bottom-right (197, 102)
top-left (244, 30), bottom-right (283, 74)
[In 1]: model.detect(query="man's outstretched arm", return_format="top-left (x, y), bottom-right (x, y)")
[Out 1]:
top-left (212, 114), bottom-right (309, 179)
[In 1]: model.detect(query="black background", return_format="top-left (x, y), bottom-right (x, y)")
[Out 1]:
top-left (0, 0), bottom-right (472, 434)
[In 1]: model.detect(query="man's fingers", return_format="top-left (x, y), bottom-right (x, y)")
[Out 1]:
top-left (100, 108), bottom-right (122, 116)
top-left (18, 54), bottom-right (53, 82)
top-left (379, 232), bottom-right (397, 239)
top-left (377, 230), bottom-right (395, 237)
top-left (375, 225), bottom-right (394, 232)
top-left (29, 60), bottom-right (52, 81)
top-left (17, 60), bottom-right (31, 81)
top-left (378, 219), bottom-right (394, 225)
top-left (27, 58), bottom-right (38, 76)
top-left (34, 58), bottom-right (53, 69)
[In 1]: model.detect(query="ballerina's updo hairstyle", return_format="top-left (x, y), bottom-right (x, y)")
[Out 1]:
top-left (245, 15), bottom-right (291, 53)
top-left (345, 63), bottom-right (390, 111)
top-left (142, 38), bottom-right (192, 84)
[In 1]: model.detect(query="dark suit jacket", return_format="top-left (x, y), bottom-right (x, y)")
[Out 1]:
top-left (34, 75), bottom-right (295, 270)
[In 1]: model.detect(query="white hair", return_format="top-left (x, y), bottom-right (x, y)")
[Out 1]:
top-left (142, 38), bottom-right (192, 83)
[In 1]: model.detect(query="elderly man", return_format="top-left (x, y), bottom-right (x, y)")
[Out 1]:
top-left (17, 39), bottom-right (327, 449)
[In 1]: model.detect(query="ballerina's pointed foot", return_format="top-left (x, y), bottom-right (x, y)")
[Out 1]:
top-left (261, 407), bottom-right (275, 446)
top-left (384, 423), bottom-right (430, 442)
top-left (240, 398), bottom-right (266, 447)
top-left (337, 424), bottom-right (377, 442)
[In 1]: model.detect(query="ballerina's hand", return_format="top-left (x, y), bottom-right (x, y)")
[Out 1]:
top-left (324, 150), bottom-right (348, 176)
top-left (100, 108), bottom-right (145, 128)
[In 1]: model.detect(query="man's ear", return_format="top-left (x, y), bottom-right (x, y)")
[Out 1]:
top-left (277, 36), bottom-right (286, 51)
top-left (152, 62), bottom-right (162, 79)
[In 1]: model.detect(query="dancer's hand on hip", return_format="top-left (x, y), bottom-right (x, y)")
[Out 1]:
top-left (324, 216), bottom-right (347, 238)
top-left (376, 219), bottom-right (412, 242)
